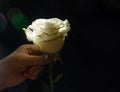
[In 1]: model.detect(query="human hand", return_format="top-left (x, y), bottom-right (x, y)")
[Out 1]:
top-left (0, 44), bottom-right (57, 90)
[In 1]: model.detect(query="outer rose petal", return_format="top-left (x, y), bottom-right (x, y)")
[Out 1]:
top-left (23, 28), bottom-right (33, 41)
top-left (34, 36), bottom-right (65, 53)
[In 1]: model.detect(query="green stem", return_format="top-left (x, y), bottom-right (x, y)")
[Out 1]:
top-left (49, 62), bottom-right (54, 92)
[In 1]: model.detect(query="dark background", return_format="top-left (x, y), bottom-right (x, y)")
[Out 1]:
top-left (0, 0), bottom-right (120, 92)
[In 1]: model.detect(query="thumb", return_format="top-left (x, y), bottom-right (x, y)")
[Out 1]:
top-left (25, 55), bottom-right (50, 66)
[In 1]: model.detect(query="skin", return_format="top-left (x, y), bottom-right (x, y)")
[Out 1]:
top-left (0, 44), bottom-right (57, 90)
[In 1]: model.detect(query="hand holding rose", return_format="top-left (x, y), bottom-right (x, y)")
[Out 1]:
top-left (0, 18), bottom-right (71, 92)
top-left (0, 44), bottom-right (57, 90)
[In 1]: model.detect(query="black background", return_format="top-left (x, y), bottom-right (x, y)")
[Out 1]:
top-left (0, 0), bottom-right (120, 92)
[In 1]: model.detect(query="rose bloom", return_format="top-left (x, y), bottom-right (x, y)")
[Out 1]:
top-left (23, 18), bottom-right (71, 54)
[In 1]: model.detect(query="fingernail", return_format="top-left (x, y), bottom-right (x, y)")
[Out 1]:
top-left (43, 54), bottom-right (51, 62)
top-left (44, 54), bottom-right (49, 59)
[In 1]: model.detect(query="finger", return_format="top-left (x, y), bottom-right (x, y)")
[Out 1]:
top-left (24, 54), bottom-right (51, 66)
top-left (21, 44), bottom-right (43, 55)
top-left (23, 66), bottom-right (44, 80)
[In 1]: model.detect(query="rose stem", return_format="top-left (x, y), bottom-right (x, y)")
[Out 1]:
top-left (49, 61), bottom-right (54, 92)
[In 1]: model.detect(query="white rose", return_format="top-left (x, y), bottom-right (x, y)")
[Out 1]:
top-left (23, 18), bottom-right (71, 53)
